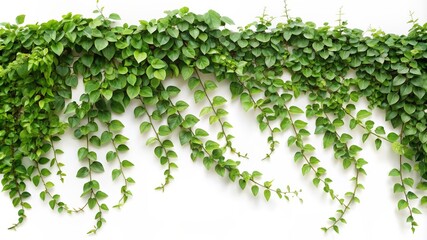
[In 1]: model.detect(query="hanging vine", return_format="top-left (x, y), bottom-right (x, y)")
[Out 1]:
top-left (0, 5), bottom-right (426, 235)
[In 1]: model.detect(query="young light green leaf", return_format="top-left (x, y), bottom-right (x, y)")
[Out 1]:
top-left (289, 106), bottom-right (304, 114)
top-left (122, 160), bottom-right (134, 168)
top-left (109, 13), bottom-right (121, 20)
top-left (212, 96), bottom-right (227, 107)
top-left (15, 14), bottom-right (25, 24)
top-left (112, 169), bottom-right (121, 180)
top-left (302, 164), bottom-right (311, 176)
top-left (251, 185), bottom-right (259, 196)
top-left (264, 189), bottom-right (271, 201)
top-left (397, 199), bottom-right (408, 210)
top-left (134, 51), bottom-right (147, 63)
top-left (356, 110), bottom-right (371, 119)
top-left (323, 131), bottom-right (335, 148)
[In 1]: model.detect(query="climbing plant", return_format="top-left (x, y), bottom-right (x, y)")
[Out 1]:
top-left (0, 5), bottom-right (426, 235)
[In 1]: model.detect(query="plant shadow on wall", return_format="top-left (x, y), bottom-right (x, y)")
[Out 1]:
top-left (0, 2), bottom-right (426, 235)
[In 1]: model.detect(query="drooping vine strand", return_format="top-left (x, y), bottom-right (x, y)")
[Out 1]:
top-left (49, 137), bottom-right (66, 183)
top-left (138, 98), bottom-right (177, 191)
top-left (106, 121), bottom-right (134, 208)
top-left (235, 77), bottom-right (279, 159)
top-left (77, 115), bottom-right (109, 234)
top-left (0, 6), bottom-right (426, 235)
top-left (320, 106), bottom-right (364, 233)
top-left (193, 69), bottom-right (248, 159)
top-left (390, 127), bottom-right (421, 233)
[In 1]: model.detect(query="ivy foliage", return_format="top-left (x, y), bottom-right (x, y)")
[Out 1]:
top-left (0, 6), bottom-right (426, 234)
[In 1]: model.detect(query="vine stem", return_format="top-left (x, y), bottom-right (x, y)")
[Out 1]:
top-left (194, 69), bottom-right (248, 159)
top-left (238, 80), bottom-right (277, 159)
top-left (283, 104), bottom-right (348, 208)
top-left (35, 163), bottom-right (58, 201)
top-left (322, 109), bottom-right (362, 231)
top-left (107, 123), bottom-right (131, 207)
top-left (397, 126), bottom-right (416, 232)
top-left (138, 98), bottom-right (173, 191)
top-left (8, 169), bottom-right (25, 230)
top-left (8, 125), bottom-right (26, 230)
top-left (283, 0), bottom-right (291, 21)
top-left (85, 117), bottom-right (104, 234)
top-left (325, 166), bottom-right (359, 232)
top-left (49, 138), bottom-right (65, 182)
top-left (71, 117), bottom-right (102, 214)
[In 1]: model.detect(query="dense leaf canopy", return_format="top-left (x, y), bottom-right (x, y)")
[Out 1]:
top-left (0, 7), bottom-right (426, 234)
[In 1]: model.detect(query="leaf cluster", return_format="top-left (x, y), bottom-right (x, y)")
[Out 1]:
top-left (0, 6), bottom-right (426, 234)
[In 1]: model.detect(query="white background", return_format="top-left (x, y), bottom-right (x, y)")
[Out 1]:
top-left (1, 0), bottom-right (427, 239)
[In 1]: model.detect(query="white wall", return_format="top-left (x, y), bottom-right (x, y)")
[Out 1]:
top-left (1, 0), bottom-right (427, 239)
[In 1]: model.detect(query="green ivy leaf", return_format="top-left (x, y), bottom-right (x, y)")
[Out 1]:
top-left (102, 45), bottom-right (116, 61)
top-left (194, 90), bottom-right (205, 103)
top-left (109, 13), bottom-right (121, 20)
top-left (203, 10), bottom-right (221, 29)
top-left (375, 139), bottom-right (382, 150)
top-left (112, 169), bottom-right (121, 180)
top-left (106, 151), bottom-right (117, 162)
top-left (76, 167), bottom-right (89, 178)
top-left (90, 161), bottom-right (105, 173)
top-left (15, 14), bottom-right (25, 24)
top-left (51, 42), bottom-right (64, 56)
top-left (264, 189), bottom-right (271, 201)
top-left (397, 199), bottom-right (408, 210)
top-left (158, 125), bottom-right (171, 136)
top-left (151, 58), bottom-right (167, 69)
top-left (387, 93), bottom-right (399, 105)
top-left (388, 168), bottom-right (400, 177)
top-left (95, 38), bottom-right (109, 51)
top-left (167, 114), bottom-right (182, 130)
top-left (356, 110), bottom-right (371, 119)
top-left (251, 185), bottom-right (259, 196)
top-left (78, 147), bottom-right (88, 161)
top-left (154, 69), bottom-right (166, 80)
top-left (265, 56), bottom-right (276, 68)
top-left (240, 93), bottom-right (253, 111)
top-left (289, 106), bottom-right (304, 114)
top-left (323, 131), bottom-right (335, 148)
top-left (182, 47), bottom-right (196, 58)
top-left (139, 122), bottom-right (151, 134)
top-left (95, 191), bottom-right (109, 200)
top-left (392, 75), bottom-right (406, 86)
top-left (387, 133), bottom-right (399, 142)
top-left (196, 56), bottom-right (210, 69)
top-left (212, 96), bottom-right (227, 107)
top-left (181, 66), bottom-right (194, 80)
top-left (110, 120), bottom-right (125, 132)
top-left (134, 51), bottom-right (147, 63)
top-left (302, 164), bottom-right (311, 176)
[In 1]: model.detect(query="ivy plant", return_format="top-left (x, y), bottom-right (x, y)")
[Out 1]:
top-left (0, 5), bottom-right (426, 235)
